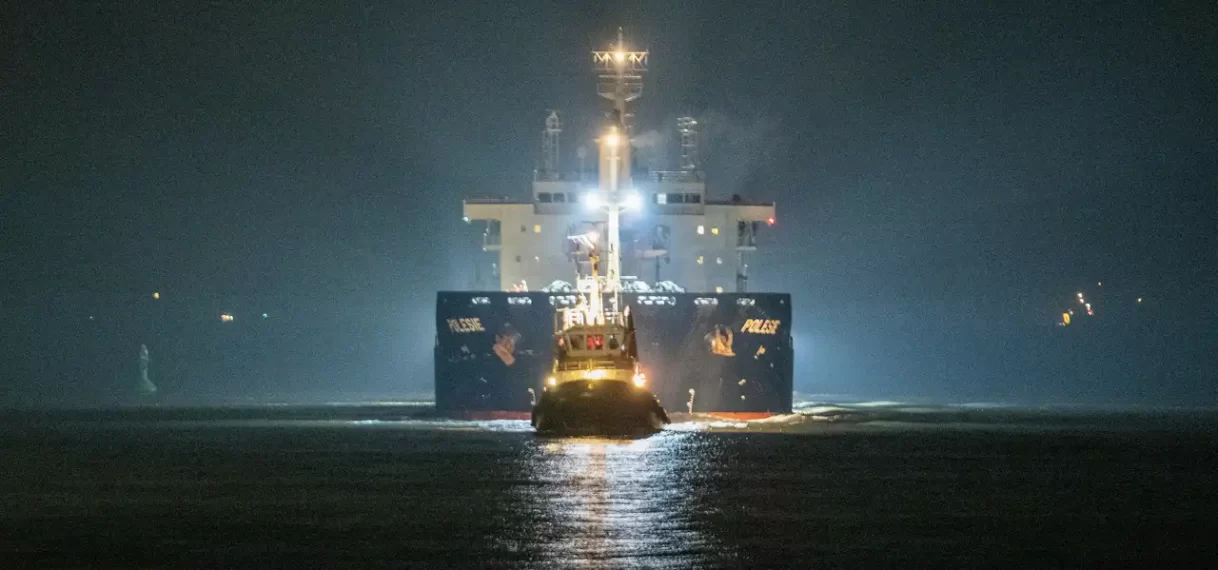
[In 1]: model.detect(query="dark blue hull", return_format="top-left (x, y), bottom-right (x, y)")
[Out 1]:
top-left (435, 292), bottom-right (793, 414)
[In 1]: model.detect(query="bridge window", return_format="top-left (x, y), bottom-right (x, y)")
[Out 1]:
top-left (667, 193), bottom-right (684, 203)
top-left (533, 224), bottom-right (541, 233)
top-left (686, 194), bottom-right (701, 204)
top-left (554, 193), bottom-right (567, 203)
top-left (697, 225), bottom-right (705, 235)
top-left (655, 193), bottom-right (666, 204)
top-left (538, 192), bottom-right (553, 203)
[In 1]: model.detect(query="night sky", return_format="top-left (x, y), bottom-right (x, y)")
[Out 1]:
top-left (4, 1), bottom-right (1216, 404)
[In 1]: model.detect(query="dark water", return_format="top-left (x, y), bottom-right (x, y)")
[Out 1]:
top-left (2, 408), bottom-right (1217, 568)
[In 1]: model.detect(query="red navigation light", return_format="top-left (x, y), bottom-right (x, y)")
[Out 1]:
top-left (767, 216), bottom-right (775, 226)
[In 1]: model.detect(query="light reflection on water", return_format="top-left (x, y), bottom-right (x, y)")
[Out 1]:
top-left (522, 432), bottom-right (723, 569)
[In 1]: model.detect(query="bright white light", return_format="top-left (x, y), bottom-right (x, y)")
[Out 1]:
top-left (584, 369), bottom-right (607, 380)
top-left (546, 376), bottom-right (557, 387)
top-left (614, 51), bottom-right (626, 63)
top-left (603, 132), bottom-right (620, 147)
top-left (586, 231), bottom-right (599, 243)
top-left (632, 373), bottom-right (646, 387)
top-left (625, 192), bottom-right (642, 209)
top-left (584, 193), bottom-right (602, 209)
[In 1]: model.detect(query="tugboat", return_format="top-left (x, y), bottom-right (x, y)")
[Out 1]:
top-left (532, 241), bottom-right (669, 436)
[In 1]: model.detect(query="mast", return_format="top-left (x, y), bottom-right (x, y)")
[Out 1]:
top-left (590, 29), bottom-right (647, 308)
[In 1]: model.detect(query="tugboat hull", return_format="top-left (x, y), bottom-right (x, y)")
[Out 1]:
top-left (532, 380), bottom-right (669, 436)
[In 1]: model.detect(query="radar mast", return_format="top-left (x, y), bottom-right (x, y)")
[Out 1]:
top-left (589, 29), bottom-right (648, 306)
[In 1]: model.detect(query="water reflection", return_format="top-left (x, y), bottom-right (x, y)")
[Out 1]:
top-left (523, 432), bottom-right (718, 569)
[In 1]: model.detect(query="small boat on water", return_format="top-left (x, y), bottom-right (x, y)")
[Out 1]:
top-left (532, 275), bottom-right (669, 435)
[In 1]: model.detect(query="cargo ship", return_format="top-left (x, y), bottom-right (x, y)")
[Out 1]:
top-left (435, 30), bottom-right (793, 419)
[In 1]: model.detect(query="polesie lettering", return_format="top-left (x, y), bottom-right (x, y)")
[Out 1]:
top-left (447, 318), bottom-right (486, 333)
top-left (740, 319), bottom-right (780, 335)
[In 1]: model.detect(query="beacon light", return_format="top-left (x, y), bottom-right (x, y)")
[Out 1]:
top-left (625, 191), bottom-right (642, 210)
top-left (584, 193), bottom-right (602, 210)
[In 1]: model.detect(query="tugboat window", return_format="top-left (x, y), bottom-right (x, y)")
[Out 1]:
top-left (538, 192), bottom-right (553, 202)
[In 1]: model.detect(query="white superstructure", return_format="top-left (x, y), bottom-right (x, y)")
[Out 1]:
top-left (463, 30), bottom-right (776, 294)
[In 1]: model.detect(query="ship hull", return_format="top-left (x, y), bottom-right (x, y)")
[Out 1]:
top-left (435, 292), bottom-right (793, 414)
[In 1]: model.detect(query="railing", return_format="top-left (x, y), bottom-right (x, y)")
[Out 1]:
top-left (464, 197), bottom-right (530, 205)
top-left (555, 357), bottom-right (633, 372)
top-left (706, 197), bottom-right (775, 206)
top-left (649, 170), bottom-right (703, 183)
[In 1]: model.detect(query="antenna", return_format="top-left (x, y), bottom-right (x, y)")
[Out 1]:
top-left (591, 27), bottom-right (647, 132)
top-left (678, 117), bottom-right (699, 171)
top-left (540, 110), bottom-right (561, 180)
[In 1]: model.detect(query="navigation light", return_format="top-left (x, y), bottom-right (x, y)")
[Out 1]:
top-left (625, 191), bottom-right (642, 210)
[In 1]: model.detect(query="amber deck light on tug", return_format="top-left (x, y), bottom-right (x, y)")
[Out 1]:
top-left (531, 29), bottom-right (669, 436)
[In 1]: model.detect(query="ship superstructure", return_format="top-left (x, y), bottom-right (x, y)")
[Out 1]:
top-left (437, 30), bottom-right (793, 417)
top-left (463, 31), bottom-right (775, 296)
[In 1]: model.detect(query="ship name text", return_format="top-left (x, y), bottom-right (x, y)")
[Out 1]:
top-left (447, 318), bottom-right (486, 333)
top-left (740, 319), bottom-right (781, 335)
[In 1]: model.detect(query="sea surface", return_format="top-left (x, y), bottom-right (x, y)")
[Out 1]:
top-left (2, 403), bottom-right (1217, 568)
